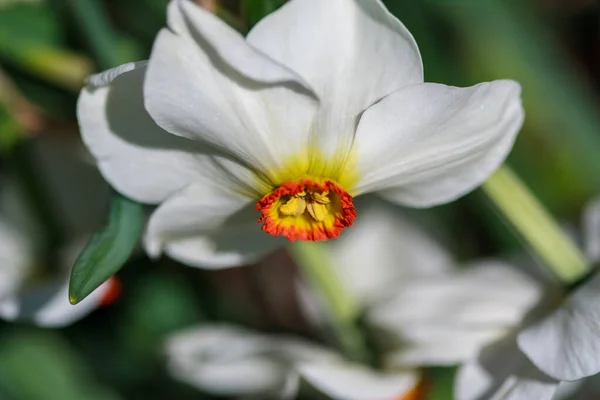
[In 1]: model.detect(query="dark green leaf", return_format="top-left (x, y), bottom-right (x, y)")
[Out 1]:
top-left (69, 192), bottom-right (143, 304)
top-left (242, 0), bottom-right (285, 28)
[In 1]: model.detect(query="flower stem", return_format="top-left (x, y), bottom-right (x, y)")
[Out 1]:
top-left (289, 241), bottom-right (370, 363)
top-left (482, 165), bottom-right (590, 284)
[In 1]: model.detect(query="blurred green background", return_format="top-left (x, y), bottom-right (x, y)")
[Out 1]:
top-left (0, 0), bottom-right (599, 399)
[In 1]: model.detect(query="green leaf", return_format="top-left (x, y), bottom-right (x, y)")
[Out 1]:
top-left (0, 3), bottom-right (62, 47)
top-left (69, 192), bottom-right (143, 304)
top-left (242, 0), bottom-right (285, 28)
top-left (424, 367), bottom-right (455, 400)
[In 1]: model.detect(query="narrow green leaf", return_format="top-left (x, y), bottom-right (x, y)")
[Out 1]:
top-left (69, 192), bottom-right (143, 304)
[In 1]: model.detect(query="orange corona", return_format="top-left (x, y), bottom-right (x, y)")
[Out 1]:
top-left (256, 178), bottom-right (356, 241)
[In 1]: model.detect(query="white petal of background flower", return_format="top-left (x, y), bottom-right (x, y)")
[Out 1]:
top-left (325, 202), bottom-right (453, 303)
top-left (0, 177), bottom-right (41, 301)
top-left (79, 62), bottom-right (257, 204)
top-left (166, 325), bottom-right (290, 396)
top-left (455, 335), bottom-right (558, 400)
top-left (488, 376), bottom-right (558, 400)
top-left (247, 0), bottom-right (422, 161)
top-left (165, 324), bottom-right (340, 397)
top-left (369, 263), bottom-right (541, 329)
top-left (299, 362), bottom-right (419, 400)
top-left (353, 81), bottom-right (524, 206)
top-left (369, 263), bottom-right (540, 366)
top-left (386, 326), bottom-right (508, 367)
top-left (518, 273), bottom-right (600, 381)
top-left (0, 276), bottom-right (111, 328)
top-left (145, 1), bottom-right (318, 177)
top-left (582, 196), bottom-right (600, 263)
top-left (0, 218), bottom-right (33, 301)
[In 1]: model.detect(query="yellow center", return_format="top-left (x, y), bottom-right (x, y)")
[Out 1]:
top-left (256, 179), bottom-right (356, 241)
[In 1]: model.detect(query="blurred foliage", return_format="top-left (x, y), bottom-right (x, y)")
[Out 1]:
top-left (0, 0), bottom-right (599, 399)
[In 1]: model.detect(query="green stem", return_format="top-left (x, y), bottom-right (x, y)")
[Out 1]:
top-left (482, 165), bottom-right (590, 283)
top-left (289, 241), bottom-right (369, 363)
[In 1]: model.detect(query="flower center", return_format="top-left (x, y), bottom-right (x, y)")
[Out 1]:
top-left (256, 178), bottom-right (356, 241)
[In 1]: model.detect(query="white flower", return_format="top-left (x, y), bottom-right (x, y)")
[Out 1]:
top-left (0, 137), bottom-right (117, 327)
top-left (296, 201), bottom-right (541, 367)
top-left (77, 0), bottom-right (524, 269)
top-left (456, 198), bottom-right (600, 400)
top-left (165, 324), bottom-right (421, 400)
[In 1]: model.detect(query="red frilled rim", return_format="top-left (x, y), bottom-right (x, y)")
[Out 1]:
top-left (255, 179), bottom-right (356, 241)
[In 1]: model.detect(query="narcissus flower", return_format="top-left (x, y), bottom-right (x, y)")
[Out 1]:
top-left (78, 0), bottom-right (523, 268)
top-left (456, 198), bottom-right (600, 400)
top-left (298, 202), bottom-right (541, 369)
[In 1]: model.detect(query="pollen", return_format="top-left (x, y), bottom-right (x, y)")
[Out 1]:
top-left (256, 179), bottom-right (356, 241)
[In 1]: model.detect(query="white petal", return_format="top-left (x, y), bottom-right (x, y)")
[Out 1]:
top-left (85, 61), bottom-right (147, 86)
top-left (0, 220), bottom-right (32, 300)
top-left (247, 0), bottom-right (422, 159)
top-left (168, 0), bottom-right (313, 87)
top-left (162, 223), bottom-right (285, 270)
top-left (483, 376), bottom-right (557, 400)
top-left (325, 201), bottom-right (454, 304)
top-left (385, 326), bottom-right (507, 367)
top-left (353, 81), bottom-right (523, 206)
top-left (582, 196), bottom-right (600, 263)
top-left (0, 276), bottom-right (111, 327)
top-left (0, 179), bottom-right (39, 300)
top-left (79, 61), bottom-right (248, 204)
top-left (369, 262), bottom-right (540, 366)
top-left (368, 262), bottom-right (541, 331)
top-left (144, 184), bottom-right (271, 267)
top-left (454, 335), bottom-right (558, 400)
top-left (165, 325), bottom-right (291, 396)
top-left (518, 273), bottom-right (600, 381)
top-left (145, 5), bottom-right (318, 179)
top-left (165, 324), bottom-right (338, 397)
top-left (299, 362), bottom-right (419, 400)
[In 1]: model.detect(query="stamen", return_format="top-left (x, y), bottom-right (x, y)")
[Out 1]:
top-left (279, 194), bottom-right (307, 216)
top-left (311, 191), bottom-right (330, 204)
top-left (306, 202), bottom-right (328, 221)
